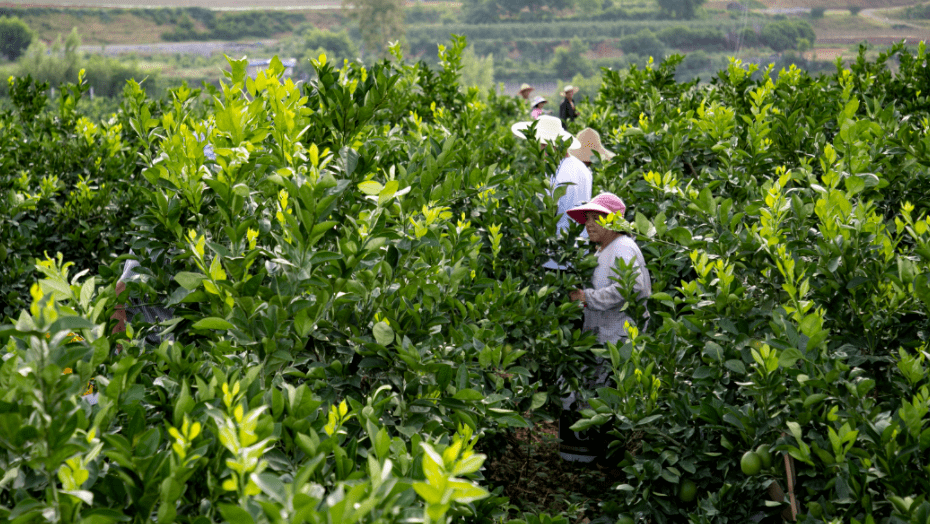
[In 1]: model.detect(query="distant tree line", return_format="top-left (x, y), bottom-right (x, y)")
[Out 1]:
top-left (159, 10), bottom-right (306, 42)
top-left (0, 16), bottom-right (35, 61)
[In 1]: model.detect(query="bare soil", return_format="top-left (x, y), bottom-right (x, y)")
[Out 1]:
top-left (481, 418), bottom-right (633, 522)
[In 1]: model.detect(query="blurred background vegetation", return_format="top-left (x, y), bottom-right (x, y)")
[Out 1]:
top-left (0, 0), bottom-right (927, 111)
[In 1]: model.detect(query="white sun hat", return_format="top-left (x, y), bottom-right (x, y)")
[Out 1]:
top-left (530, 96), bottom-right (548, 108)
top-left (511, 115), bottom-right (581, 148)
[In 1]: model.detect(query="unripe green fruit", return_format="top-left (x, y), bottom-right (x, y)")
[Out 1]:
top-left (741, 451), bottom-right (762, 476)
top-left (755, 445), bottom-right (772, 469)
top-left (678, 479), bottom-right (697, 502)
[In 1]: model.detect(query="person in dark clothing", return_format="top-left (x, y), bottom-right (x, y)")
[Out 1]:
top-left (559, 85), bottom-right (579, 124)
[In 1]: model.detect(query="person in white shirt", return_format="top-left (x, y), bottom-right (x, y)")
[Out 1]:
top-left (567, 192), bottom-right (652, 343)
top-left (511, 122), bottom-right (616, 271)
top-left (511, 116), bottom-right (588, 270)
top-left (558, 192), bottom-right (652, 464)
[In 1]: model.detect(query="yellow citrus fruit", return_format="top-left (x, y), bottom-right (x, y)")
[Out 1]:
top-left (741, 451), bottom-right (762, 476)
top-left (678, 479), bottom-right (697, 502)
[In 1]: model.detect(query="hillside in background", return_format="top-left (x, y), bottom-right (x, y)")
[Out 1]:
top-left (0, 0), bottom-right (927, 95)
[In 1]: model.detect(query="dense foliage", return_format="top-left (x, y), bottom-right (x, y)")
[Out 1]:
top-left (0, 15), bottom-right (35, 61)
top-left (0, 72), bottom-right (149, 320)
top-left (575, 41), bottom-right (930, 522)
top-left (2, 36), bottom-right (930, 524)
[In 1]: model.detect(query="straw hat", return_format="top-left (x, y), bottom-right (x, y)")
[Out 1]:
top-left (569, 128), bottom-right (615, 163)
top-left (511, 115), bottom-right (581, 148)
top-left (519, 83), bottom-right (534, 95)
top-left (530, 96), bottom-right (548, 108)
top-left (563, 85), bottom-right (579, 96)
top-left (567, 193), bottom-right (626, 224)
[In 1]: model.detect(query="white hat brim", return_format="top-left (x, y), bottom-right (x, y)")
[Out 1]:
top-left (511, 121), bottom-right (581, 149)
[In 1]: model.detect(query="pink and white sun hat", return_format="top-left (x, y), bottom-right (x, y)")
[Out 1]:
top-left (511, 115), bottom-right (581, 149)
top-left (567, 192), bottom-right (627, 224)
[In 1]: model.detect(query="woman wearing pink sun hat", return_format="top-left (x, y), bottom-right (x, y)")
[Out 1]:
top-left (567, 192), bottom-right (651, 343)
top-left (559, 192), bottom-right (652, 464)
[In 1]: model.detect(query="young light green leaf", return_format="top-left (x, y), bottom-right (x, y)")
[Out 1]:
top-left (373, 321), bottom-right (393, 346)
top-left (192, 317), bottom-right (234, 330)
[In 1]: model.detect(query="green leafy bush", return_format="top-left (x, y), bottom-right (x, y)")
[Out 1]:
top-left (761, 18), bottom-right (816, 52)
top-left (905, 3), bottom-right (930, 18)
top-left (618, 29), bottom-right (667, 60)
top-left (656, 26), bottom-right (727, 50)
top-left (0, 16), bottom-right (35, 61)
top-left (0, 71), bottom-right (148, 319)
top-left (3, 33), bottom-right (930, 524)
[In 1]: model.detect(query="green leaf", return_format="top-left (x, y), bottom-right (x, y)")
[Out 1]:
top-left (453, 388), bottom-right (484, 400)
top-left (226, 55), bottom-right (248, 86)
top-left (174, 272), bottom-right (206, 291)
top-left (373, 321), bottom-right (394, 346)
top-left (667, 227), bottom-right (693, 246)
top-left (63, 490), bottom-right (93, 505)
top-left (358, 180), bottom-right (383, 196)
top-left (269, 56), bottom-right (285, 77)
top-left (724, 359), bottom-right (746, 375)
top-left (252, 472), bottom-right (287, 505)
top-left (342, 148), bottom-right (360, 177)
top-left (844, 173), bottom-right (879, 196)
top-left (375, 427), bottom-right (390, 460)
top-left (49, 316), bottom-right (94, 334)
top-left (452, 454), bottom-right (486, 476)
top-left (569, 417), bottom-right (596, 432)
top-left (778, 348), bottom-right (802, 368)
top-left (634, 212), bottom-right (656, 238)
top-left (693, 366), bottom-right (714, 379)
top-left (697, 187), bottom-right (716, 214)
top-left (703, 341), bottom-right (724, 362)
top-left (218, 503), bottom-right (255, 524)
top-left (379, 180), bottom-right (399, 206)
top-left (530, 392), bottom-right (547, 411)
top-left (192, 317), bottom-right (234, 330)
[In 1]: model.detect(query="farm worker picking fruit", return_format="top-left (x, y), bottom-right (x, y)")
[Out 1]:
top-left (567, 192), bottom-right (651, 348)
top-left (558, 192), bottom-right (652, 463)
top-left (111, 256), bottom-right (176, 347)
top-left (510, 115), bottom-right (587, 271)
top-left (518, 83), bottom-right (534, 100)
top-left (559, 85), bottom-right (579, 125)
top-left (530, 96), bottom-right (548, 120)
top-left (111, 138), bottom-right (216, 348)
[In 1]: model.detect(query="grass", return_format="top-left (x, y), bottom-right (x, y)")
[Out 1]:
top-left (17, 10), bottom-right (167, 45)
top-left (812, 11), bottom-right (887, 31)
top-left (810, 9), bottom-right (928, 43)
top-left (4, 0), bottom-right (341, 7)
top-left (755, 0), bottom-right (919, 8)
top-left (9, 7), bottom-right (345, 46)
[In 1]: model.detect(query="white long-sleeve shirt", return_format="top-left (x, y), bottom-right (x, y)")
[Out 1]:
top-left (583, 235), bottom-right (652, 343)
top-left (543, 156), bottom-right (592, 270)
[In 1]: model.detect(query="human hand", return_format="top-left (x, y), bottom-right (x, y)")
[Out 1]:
top-left (569, 289), bottom-right (585, 302)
